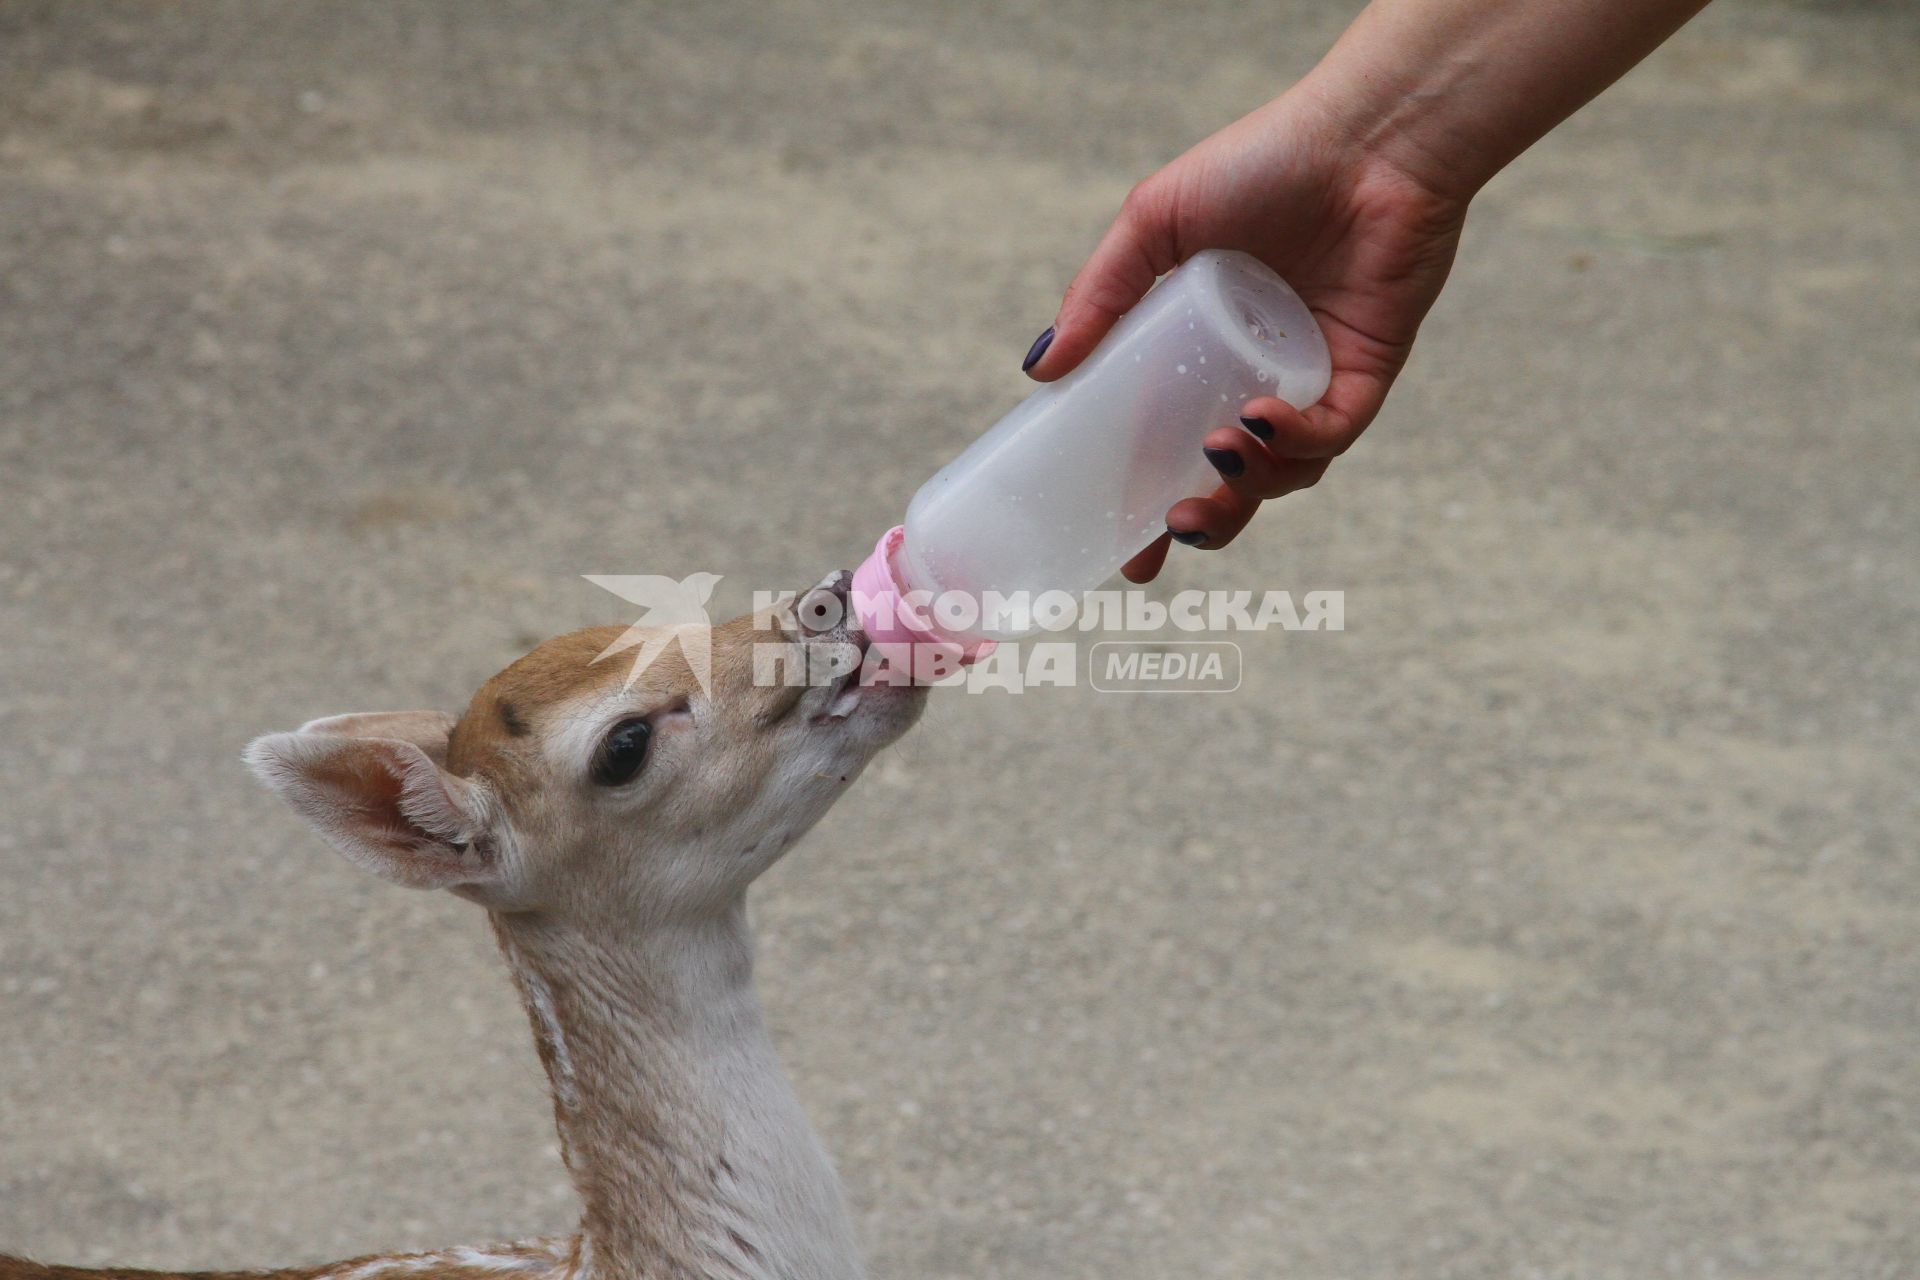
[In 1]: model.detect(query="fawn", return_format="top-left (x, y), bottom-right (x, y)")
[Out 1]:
top-left (4, 571), bottom-right (920, 1280)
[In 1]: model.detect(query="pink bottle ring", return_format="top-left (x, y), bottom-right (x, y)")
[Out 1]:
top-left (850, 526), bottom-right (995, 666)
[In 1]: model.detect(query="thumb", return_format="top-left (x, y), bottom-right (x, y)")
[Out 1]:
top-left (1026, 193), bottom-right (1175, 382)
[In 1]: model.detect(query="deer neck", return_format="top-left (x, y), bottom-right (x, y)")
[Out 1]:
top-left (492, 903), bottom-right (863, 1280)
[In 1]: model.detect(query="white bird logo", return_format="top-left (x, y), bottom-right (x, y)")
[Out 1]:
top-left (582, 572), bottom-right (724, 695)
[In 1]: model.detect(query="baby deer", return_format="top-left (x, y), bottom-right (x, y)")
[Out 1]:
top-left (4, 572), bottom-right (921, 1280)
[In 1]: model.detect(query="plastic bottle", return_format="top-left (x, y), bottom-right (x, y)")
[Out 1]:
top-left (852, 249), bottom-right (1330, 656)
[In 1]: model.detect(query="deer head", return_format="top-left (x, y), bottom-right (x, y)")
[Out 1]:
top-left (244, 572), bottom-right (921, 927)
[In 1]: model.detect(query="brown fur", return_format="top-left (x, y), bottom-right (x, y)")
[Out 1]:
top-left (0, 1264), bottom-right (278, 1280)
top-left (445, 627), bottom-right (632, 782)
top-left (0, 1239), bottom-right (575, 1280)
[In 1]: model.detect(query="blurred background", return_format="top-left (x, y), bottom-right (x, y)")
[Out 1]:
top-left (1, 2), bottom-right (1915, 1277)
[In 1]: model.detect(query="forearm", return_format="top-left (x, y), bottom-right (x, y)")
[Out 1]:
top-left (1296, 0), bottom-right (1711, 200)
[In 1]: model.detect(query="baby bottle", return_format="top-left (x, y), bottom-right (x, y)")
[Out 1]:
top-left (852, 249), bottom-right (1330, 655)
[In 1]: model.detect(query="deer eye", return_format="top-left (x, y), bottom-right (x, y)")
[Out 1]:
top-left (591, 718), bottom-right (653, 787)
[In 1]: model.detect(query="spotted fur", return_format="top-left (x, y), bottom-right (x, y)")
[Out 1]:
top-left (0, 1239), bottom-right (574, 1280)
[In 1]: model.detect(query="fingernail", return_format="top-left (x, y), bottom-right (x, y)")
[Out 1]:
top-left (1020, 325), bottom-right (1055, 373)
top-left (1239, 415), bottom-right (1275, 441)
top-left (1203, 447), bottom-right (1244, 478)
top-left (1168, 527), bottom-right (1208, 547)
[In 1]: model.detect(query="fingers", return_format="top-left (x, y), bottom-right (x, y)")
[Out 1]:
top-left (1120, 532), bottom-right (1172, 583)
top-left (1234, 395), bottom-right (1357, 460)
top-left (1129, 444), bottom-right (1331, 579)
top-left (1024, 188), bottom-right (1176, 382)
top-left (1165, 485), bottom-right (1262, 552)
top-left (1160, 398), bottom-right (1338, 560)
top-left (1200, 424), bottom-right (1334, 502)
top-left (1123, 407), bottom-right (1339, 577)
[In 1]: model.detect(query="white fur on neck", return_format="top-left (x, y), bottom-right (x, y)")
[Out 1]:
top-left (498, 908), bottom-right (864, 1280)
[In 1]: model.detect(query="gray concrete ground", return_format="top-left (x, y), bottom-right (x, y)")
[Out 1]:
top-left (2, 2), bottom-right (1916, 1277)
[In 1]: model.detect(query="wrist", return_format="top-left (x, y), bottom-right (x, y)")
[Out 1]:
top-left (1289, 0), bottom-right (1711, 206)
top-left (1286, 61), bottom-right (1498, 209)
top-left (1261, 72), bottom-right (1482, 235)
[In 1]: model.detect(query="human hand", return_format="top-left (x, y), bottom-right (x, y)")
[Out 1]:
top-left (1023, 91), bottom-right (1469, 582)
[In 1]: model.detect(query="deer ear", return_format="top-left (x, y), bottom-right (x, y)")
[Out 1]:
top-left (292, 710), bottom-right (459, 765)
top-left (244, 715), bottom-right (496, 891)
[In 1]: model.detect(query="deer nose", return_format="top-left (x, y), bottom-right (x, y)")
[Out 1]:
top-left (795, 570), bottom-right (856, 640)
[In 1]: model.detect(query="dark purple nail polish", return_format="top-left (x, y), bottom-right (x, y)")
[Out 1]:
top-left (1204, 447), bottom-right (1244, 478)
top-left (1239, 415), bottom-right (1275, 441)
top-left (1021, 326), bottom-right (1055, 373)
top-left (1168, 527), bottom-right (1208, 547)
